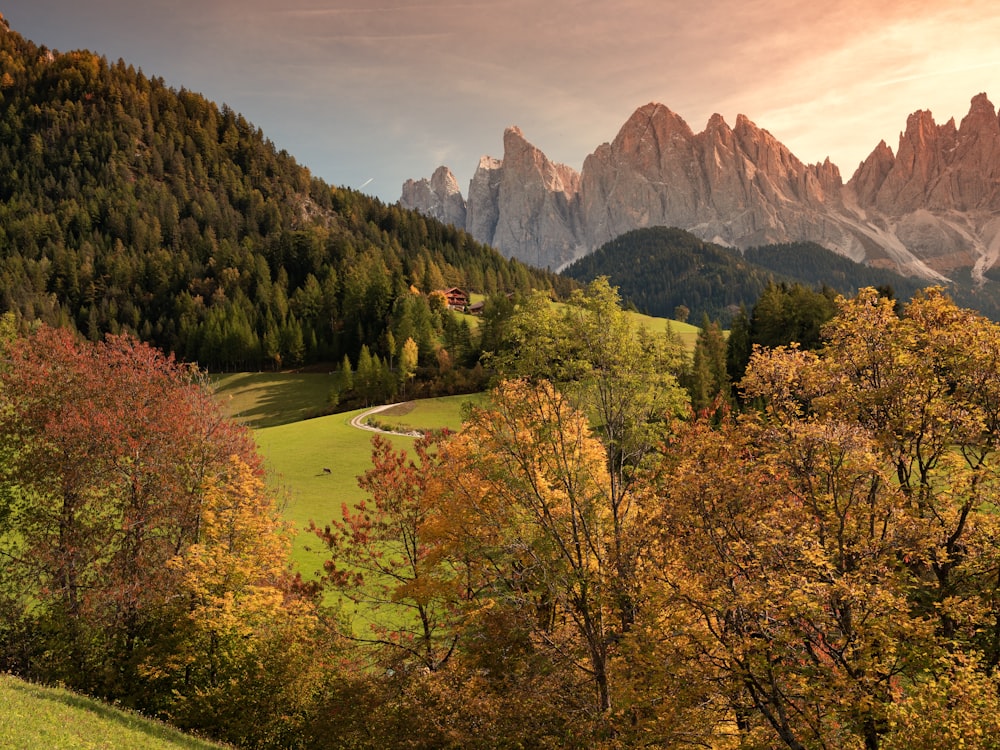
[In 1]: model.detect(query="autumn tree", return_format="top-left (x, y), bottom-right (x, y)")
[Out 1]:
top-left (398, 335), bottom-right (418, 398)
top-left (433, 379), bottom-right (621, 716)
top-left (490, 278), bottom-right (688, 631)
top-left (0, 327), bottom-right (252, 692)
top-left (310, 422), bottom-right (596, 748)
top-left (649, 287), bottom-right (1000, 749)
top-left (156, 456), bottom-right (329, 748)
top-left (0, 325), bottom-right (321, 742)
top-left (652, 411), bottom-right (924, 748)
top-left (751, 288), bottom-right (1000, 662)
top-left (313, 433), bottom-right (458, 672)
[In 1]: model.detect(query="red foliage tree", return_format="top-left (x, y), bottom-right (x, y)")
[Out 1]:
top-left (0, 325), bottom-right (257, 697)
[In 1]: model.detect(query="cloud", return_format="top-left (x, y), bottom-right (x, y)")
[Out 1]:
top-left (9, 0), bottom-right (1000, 200)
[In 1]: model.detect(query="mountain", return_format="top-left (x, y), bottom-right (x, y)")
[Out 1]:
top-left (562, 227), bottom-right (929, 325)
top-left (400, 165), bottom-right (467, 228)
top-left (400, 94), bottom-right (1000, 285)
top-left (0, 19), bottom-right (568, 371)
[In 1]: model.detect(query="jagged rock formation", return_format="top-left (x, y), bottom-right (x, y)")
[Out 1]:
top-left (400, 94), bottom-right (1000, 281)
top-left (480, 127), bottom-right (582, 269)
top-left (846, 93), bottom-right (1000, 278)
top-left (577, 105), bottom-right (850, 264)
top-left (400, 166), bottom-right (467, 229)
top-left (465, 155), bottom-right (503, 248)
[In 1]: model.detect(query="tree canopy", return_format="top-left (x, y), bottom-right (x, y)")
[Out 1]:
top-left (0, 320), bottom-right (330, 744)
top-left (309, 286), bottom-right (1000, 749)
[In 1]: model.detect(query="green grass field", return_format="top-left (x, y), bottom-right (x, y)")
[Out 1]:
top-left (255, 407), bottom-right (410, 583)
top-left (549, 300), bottom-right (702, 351)
top-left (0, 674), bottom-right (226, 750)
top-left (252, 395), bottom-right (480, 583)
top-left (211, 371), bottom-right (337, 428)
top-left (363, 393), bottom-right (484, 434)
top-left (626, 310), bottom-right (702, 350)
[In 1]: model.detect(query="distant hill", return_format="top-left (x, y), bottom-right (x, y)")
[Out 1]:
top-left (0, 19), bottom-right (570, 371)
top-left (560, 226), bottom-right (998, 324)
top-left (0, 674), bottom-right (225, 749)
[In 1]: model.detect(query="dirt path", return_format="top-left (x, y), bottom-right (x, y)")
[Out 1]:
top-left (348, 403), bottom-right (423, 438)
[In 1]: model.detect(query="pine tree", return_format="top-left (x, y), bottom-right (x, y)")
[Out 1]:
top-left (338, 353), bottom-right (354, 393)
top-left (355, 345), bottom-right (381, 406)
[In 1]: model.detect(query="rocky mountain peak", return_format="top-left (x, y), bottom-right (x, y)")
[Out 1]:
top-left (964, 92), bottom-right (997, 124)
top-left (500, 125), bottom-right (580, 196)
top-left (401, 93), bottom-right (1000, 281)
top-left (502, 125), bottom-right (528, 152)
top-left (399, 166), bottom-right (467, 228)
top-left (849, 93), bottom-right (1000, 215)
top-left (703, 113), bottom-right (735, 154)
top-left (955, 93), bottom-right (1000, 153)
top-left (849, 140), bottom-right (895, 205)
top-left (621, 102), bottom-right (694, 137)
top-left (612, 104), bottom-right (695, 165)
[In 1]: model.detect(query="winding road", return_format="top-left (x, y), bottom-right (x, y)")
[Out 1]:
top-left (348, 403), bottom-right (423, 438)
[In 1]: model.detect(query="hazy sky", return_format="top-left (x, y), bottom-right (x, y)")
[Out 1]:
top-left (7, 1), bottom-right (1000, 202)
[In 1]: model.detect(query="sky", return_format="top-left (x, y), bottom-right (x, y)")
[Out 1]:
top-left (6, 1), bottom-right (1000, 203)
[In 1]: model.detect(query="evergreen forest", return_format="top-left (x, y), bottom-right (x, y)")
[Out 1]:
top-left (562, 225), bottom-right (1000, 324)
top-left (0, 19), bottom-right (569, 376)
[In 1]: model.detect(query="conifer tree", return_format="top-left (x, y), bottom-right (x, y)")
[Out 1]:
top-left (398, 337), bottom-right (418, 398)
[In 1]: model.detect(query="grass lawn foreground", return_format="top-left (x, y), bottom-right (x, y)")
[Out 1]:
top-left (0, 674), bottom-right (226, 750)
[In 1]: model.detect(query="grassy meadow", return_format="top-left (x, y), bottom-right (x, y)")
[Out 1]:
top-left (254, 406), bottom-right (411, 582)
top-left (213, 378), bottom-right (479, 582)
top-left (211, 371), bottom-right (338, 428)
top-left (550, 300), bottom-right (702, 351)
top-left (363, 393), bottom-right (484, 434)
top-left (627, 310), bottom-right (701, 350)
top-left (215, 307), bottom-right (695, 583)
top-left (0, 674), bottom-right (226, 750)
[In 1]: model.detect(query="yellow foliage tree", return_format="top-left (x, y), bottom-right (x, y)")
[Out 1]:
top-left (433, 379), bottom-right (620, 713)
top-left (149, 456), bottom-right (325, 746)
top-left (650, 287), bottom-right (1000, 749)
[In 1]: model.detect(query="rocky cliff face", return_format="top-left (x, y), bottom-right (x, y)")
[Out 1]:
top-left (843, 93), bottom-right (1000, 278)
top-left (578, 104), bottom-right (851, 260)
top-left (401, 94), bottom-right (1000, 281)
top-left (483, 127), bottom-right (582, 269)
top-left (399, 166), bottom-right (467, 229)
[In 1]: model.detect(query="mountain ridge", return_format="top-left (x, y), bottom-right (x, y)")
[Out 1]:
top-left (400, 94), bottom-right (1000, 282)
top-left (561, 226), bottom-right (931, 325)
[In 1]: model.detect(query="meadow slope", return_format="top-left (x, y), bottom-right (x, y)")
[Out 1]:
top-left (0, 674), bottom-right (227, 750)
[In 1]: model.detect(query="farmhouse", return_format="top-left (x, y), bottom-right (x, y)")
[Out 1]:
top-left (442, 287), bottom-right (469, 311)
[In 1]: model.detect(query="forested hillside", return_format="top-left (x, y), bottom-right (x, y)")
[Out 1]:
top-left (561, 226), bottom-right (994, 324)
top-left (0, 19), bottom-right (569, 371)
top-left (562, 227), bottom-right (777, 323)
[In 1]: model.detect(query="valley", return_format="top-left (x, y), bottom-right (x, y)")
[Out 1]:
top-left (3, 11), bottom-right (1000, 750)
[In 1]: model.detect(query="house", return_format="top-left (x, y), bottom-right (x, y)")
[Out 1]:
top-left (442, 287), bottom-right (469, 311)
